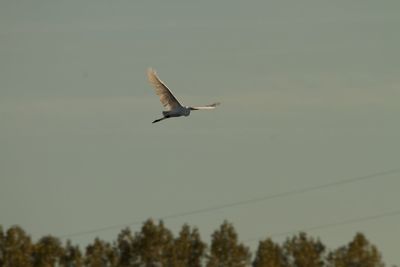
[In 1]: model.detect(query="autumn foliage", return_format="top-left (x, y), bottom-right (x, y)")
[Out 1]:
top-left (0, 221), bottom-right (386, 267)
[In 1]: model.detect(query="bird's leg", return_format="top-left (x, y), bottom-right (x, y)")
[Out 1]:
top-left (152, 117), bottom-right (166, 123)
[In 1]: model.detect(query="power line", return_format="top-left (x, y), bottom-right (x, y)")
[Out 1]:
top-left (59, 168), bottom-right (400, 239)
top-left (244, 209), bottom-right (400, 243)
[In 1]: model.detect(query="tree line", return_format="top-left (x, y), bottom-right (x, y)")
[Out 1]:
top-left (0, 220), bottom-right (387, 267)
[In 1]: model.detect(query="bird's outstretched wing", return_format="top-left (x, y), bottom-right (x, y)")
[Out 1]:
top-left (147, 68), bottom-right (182, 110)
top-left (190, 102), bottom-right (221, 110)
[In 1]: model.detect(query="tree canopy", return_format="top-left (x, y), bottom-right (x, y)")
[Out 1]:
top-left (0, 223), bottom-right (387, 267)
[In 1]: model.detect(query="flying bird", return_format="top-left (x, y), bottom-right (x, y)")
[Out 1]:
top-left (147, 68), bottom-right (220, 123)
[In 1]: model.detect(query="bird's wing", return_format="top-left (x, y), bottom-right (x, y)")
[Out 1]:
top-left (147, 68), bottom-right (182, 110)
top-left (190, 102), bottom-right (221, 110)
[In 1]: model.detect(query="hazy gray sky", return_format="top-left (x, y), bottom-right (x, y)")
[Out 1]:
top-left (1, 0), bottom-right (399, 264)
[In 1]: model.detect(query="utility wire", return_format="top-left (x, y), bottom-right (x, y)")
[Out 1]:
top-left (59, 168), bottom-right (400, 239)
top-left (244, 209), bottom-right (400, 243)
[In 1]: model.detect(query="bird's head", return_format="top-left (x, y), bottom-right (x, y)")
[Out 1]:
top-left (183, 106), bottom-right (191, 116)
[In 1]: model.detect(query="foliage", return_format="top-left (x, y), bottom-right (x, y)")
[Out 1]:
top-left (283, 232), bottom-right (326, 267)
top-left (0, 223), bottom-right (388, 267)
top-left (253, 238), bottom-right (287, 267)
top-left (2, 226), bottom-right (33, 267)
top-left (60, 240), bottom-right (83, 267)
top-left (84, 238), bottom-right (118, 267)
top-left (172, 224), bottom-right (206, 267)
top-left (32, 235), bottom-right (63, 267)
top-left (206, 221), bottom-right (251, 267)
top-left (327, 233), bottom-right (385, 267)
top-left (130, 219), bottom-right (174, 267)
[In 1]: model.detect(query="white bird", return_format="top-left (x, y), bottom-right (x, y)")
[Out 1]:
top-left (147, 68), bottom-right (220, 123)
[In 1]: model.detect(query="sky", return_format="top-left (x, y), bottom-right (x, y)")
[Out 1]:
top-left (1, 0), bottom-right (400, 264)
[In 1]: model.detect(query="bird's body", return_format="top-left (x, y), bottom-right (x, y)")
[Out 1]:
top-left (147, 68), bottom-right (220, 123)
top-left (163, 106), bottom-right (191, 118)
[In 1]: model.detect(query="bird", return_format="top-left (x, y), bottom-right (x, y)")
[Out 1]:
top-left (147, 68), bottom-right (220, 123)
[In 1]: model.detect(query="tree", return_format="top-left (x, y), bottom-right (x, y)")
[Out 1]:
top-left (253, 238), bottom-right (288, 267)
top-left (131, 219), bottom-right (174, 267)
top-left (85, 238), bottom-right (118, 267)
top-left (207, 221), bottom-right (251, 267)
top-left (327, 233), bottom-right (384, 267)
top-left (0, 226), bottom-right (4, 267)
top-left (0, 223), bottom-right (391, 267)
top-left (171, 224), bottom-right (206, 267)
top-left (116, 228), bottom-right (135, 267)
top-left (283, 232), bottom-right (325, 267)
top-left (60, 240), bottom-right (83, 267)
top-left (32, 235), bottom-right (63, 267)
top-left (2, 226), bottom-right (33, 267)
